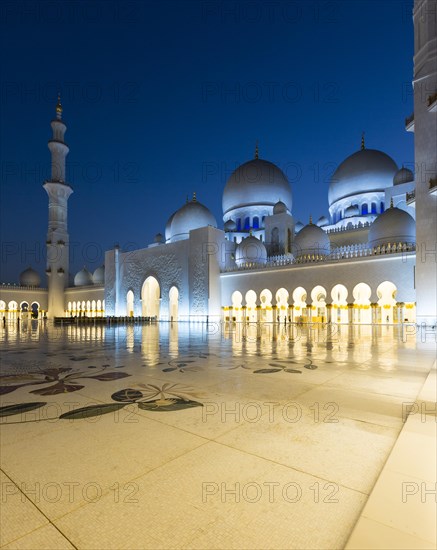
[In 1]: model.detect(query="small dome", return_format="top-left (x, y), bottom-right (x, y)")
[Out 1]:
top-left (223, 158), bottom-right (292, 216)
top-left (393, 167), bottom-right (414, 186)
top-left (74, 267), bottom-right (93, 287)
top-left (169, 196), bottom-right (217, 242)
top-left (329, 148), bottom-right (398, 207)
top-left (369, 206), bottom-right (416, 248)
top-left (224, 219), bottom-right (237, 231)
top-left (273, 200), bottom-right (287, 215)
top-left (295, 221), bottom-right (304, 233)
top-left (344, 205), bottom-right (360, 218)
top-left (294, 222), bottom-right (330, 258)
top-left (154, 233), bottom-right (164, 244)
top-left (235, 235), bottom-right (267, 267)
top-left (316, 216), bottom-right (329, 227)
top-left (19, 267), bottom-right (41, 287)
top-left (93, 265), bottom-right (105, 285)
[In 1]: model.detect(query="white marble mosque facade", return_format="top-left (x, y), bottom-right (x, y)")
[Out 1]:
top-left (0, 0), bottom-right (435, 329)
top-left (412, 0), bottom-right (437, 327)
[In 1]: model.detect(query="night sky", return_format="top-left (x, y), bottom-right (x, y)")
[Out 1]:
top-left (1, 0), bottom-right (415, 284)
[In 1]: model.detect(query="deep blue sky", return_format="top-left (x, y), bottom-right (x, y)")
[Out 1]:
top-left (1, 0), bottom-right (415, 284)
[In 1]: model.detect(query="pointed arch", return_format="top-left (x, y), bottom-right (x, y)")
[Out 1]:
top-left (169, 286), bottom-right (179, 321)
top-left (275, 288), bottom-right (289, 321)
top-left (245, 290), bottom-right (257, 322)
top-left (141, 276), bottom-right (160, 318)
top-left (126, 290), bottom-right (134, 317)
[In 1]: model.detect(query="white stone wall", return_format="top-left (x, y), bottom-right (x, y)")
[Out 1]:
top-left (413, 0), bottom-right (437, 325)
top-left (220, 253), bottom-right (416, 305)
top-left (105, 241), bottom-right (187, 319)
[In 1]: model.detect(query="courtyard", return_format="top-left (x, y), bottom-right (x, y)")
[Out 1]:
top-left (0, 320), bottom-right (435, 549)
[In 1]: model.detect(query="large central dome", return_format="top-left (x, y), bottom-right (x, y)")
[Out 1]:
top-left (223, 159), bottom-right (292, 217)
top-left (328, 148), bottom-right (398, 207)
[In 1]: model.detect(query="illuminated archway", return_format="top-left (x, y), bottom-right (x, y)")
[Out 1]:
top-left (353, 283), bottom-right (372, 324)
top-left (126, 290), bottom-right (134, 317)
top-left (331, 284), bottom-right (348, 323)
top-left (245, 290), bottom-right (257, 322)
top-left (292, 287), bottom-right (307, 323)
top-left (377, 281), bottom-right (397, 324)
top-left (231, 291), bottom-right (243, 322)
top-left (7, 301), bottom-right (18, 321)
top-left (169, 286), bottom-right (179, 321)
top-left (260, 288), bottom-right (273, 322)
top-left (275, 288), bottom-right (289, 322)
top-left (311, 285), bottom-right (327, 322)
top-left (141, 276), bottom-right (160, 318)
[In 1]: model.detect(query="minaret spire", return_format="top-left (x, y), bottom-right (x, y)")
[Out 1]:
top-left (56, 92), bottom-right (63, 120)
top-left (48, 95), bottom-right (69, 182)
top-left (43, 98), bottom-right (73, 318)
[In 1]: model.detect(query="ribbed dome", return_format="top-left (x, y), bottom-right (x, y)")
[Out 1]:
top-left (316, 216), bottom-right (329, 227)
top-left (168, 198), bottom-right (217, 242)
top-left (74, 267), bottom-right (93, 286)
top-left (235, 235), bottom-right (267, 267)
top-left (273, 200), bottom-right (287, 215)
top-left (294, 223), bottom-right (330, 258)
top-left (223, 159), bottom-right (292, 216)
top-left (329, 149), bottom-right (398, 207)
top-left (393, 167), bottom-right (414, 185)
top-left (368, 206), bottom-right (416, 248)
top-left (19, 267), bottom-right (41, 287)
top-left (224, 219), bottom-right (237, 231)
top-left (93, 265), bottom-right (105, 285)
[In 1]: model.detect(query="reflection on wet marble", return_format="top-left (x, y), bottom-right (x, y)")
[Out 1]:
top-left (0, 320), bottom-right (435, 549)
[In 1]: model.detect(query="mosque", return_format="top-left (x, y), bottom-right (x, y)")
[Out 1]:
top-left (1, 0), bottom-right (436, 329)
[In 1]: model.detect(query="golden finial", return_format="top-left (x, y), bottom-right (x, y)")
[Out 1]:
top-left (249, 228), bottom-right (253, 236)
top-left (390, 198), bottom-right (394, 208)
top-left (309, 215), bottom-right (313, 225)
top-left (56, 92), bottom-right (63, 117)
top-left (361, 131), bottom-right (365, 150)
top-left (192, 191), bottom-right (197, 202)
top-left (254, 141), bottom-right (259, 160)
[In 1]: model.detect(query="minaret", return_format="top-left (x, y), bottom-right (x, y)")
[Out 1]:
top-left (412, 0), bottom-right (437, 327)
top-left (43, 95), bottom-right (73, 318)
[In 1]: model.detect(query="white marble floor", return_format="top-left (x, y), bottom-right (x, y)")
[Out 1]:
top-left (0, 321), bottom-right (435, 549)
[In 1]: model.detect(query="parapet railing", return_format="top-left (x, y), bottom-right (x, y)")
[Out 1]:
top-left (0, 283), bottom-right (47, 290)
top-left (222, 243), bottom-right (416, 272)
top-left (325, 221), bottom-right (371, 233)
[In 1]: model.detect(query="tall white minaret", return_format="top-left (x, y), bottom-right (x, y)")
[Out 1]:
top-left (43, 95), bottom-right (73, 318)
top-left (412, 0), bottom-right (437, 328)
